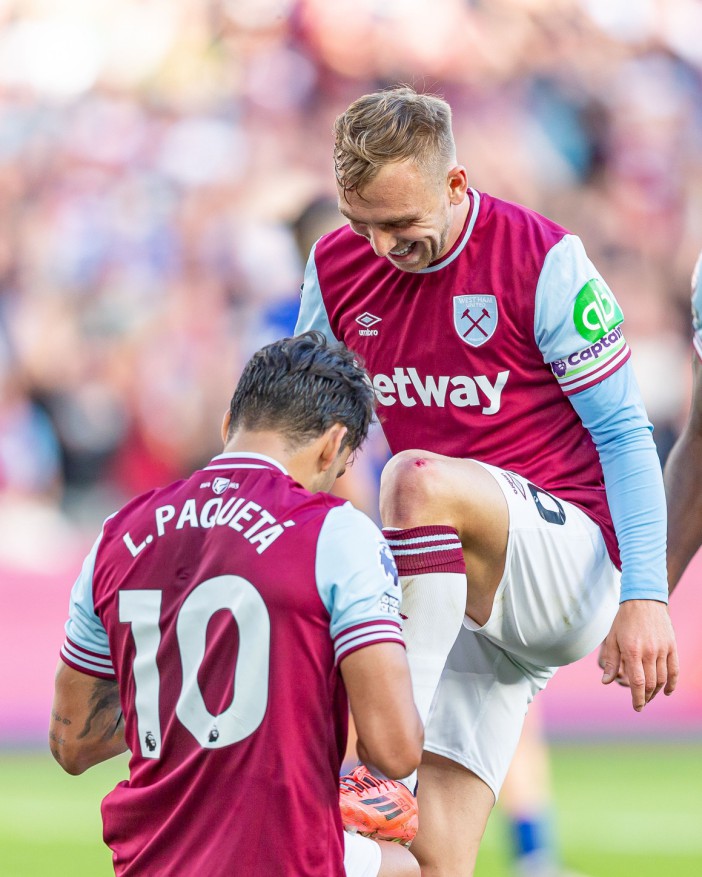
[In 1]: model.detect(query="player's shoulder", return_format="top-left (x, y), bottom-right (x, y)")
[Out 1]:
top-left (317, 502), bottom-right (398, 588)
top-left (249, 472), bottom-right (351, 533)
top-left (292, 486), bottom-right (349, 518)
top-left (294, 493), bottom-right (359, 546)
top-left (477, 190), bottom-right (570, 245)
top-left (317, 501), bottom-right (390, 568)
top-left (103, 476), bottom-right (188, 532)
top-left (313, 223), bottom-right (370, 267)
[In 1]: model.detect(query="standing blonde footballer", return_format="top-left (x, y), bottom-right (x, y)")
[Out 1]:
top-left (296, 85), bottom-right (678, 877)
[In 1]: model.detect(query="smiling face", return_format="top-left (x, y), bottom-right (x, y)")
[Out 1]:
top-left (338, 158), bottom-right (469, 273)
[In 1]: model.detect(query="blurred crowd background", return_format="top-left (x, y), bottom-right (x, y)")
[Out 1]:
top-left (1, 0), bottom-right (702, 570)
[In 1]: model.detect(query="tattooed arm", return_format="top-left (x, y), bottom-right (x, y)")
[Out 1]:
top-left (50, 661), bottom-right (127, 775)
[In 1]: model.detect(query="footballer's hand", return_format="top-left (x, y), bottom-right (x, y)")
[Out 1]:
top-left (600, 600), bottom-right (678, 711)
top-left (597, 641), bottom-right (630, 687)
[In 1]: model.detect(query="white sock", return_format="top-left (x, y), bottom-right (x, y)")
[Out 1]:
top-left (382, 525), bottom-right (467, 792)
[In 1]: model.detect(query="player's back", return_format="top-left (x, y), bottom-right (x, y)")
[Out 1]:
top-left (93, 453), bottom-right (349, 877)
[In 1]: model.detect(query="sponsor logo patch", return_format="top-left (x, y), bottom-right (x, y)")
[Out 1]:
top-left (372, 367), bottom-right (509, 415)
top-left (573, 279), bottom-right (623, 342)
top-left (453, 294), bottom-right (498, 347)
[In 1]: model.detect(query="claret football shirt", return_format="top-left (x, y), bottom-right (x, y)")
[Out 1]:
top-left (297, 189), bottom-right (631, 568)
top-left (61, 452), bottom-right (404, 877)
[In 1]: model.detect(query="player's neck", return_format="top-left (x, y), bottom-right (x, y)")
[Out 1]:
top-left (222, 429), bottom-right (338, 494)
top-left (442, 199), bottom-right (471, 259)
top-left (223, 430), bottom-right (293, 472)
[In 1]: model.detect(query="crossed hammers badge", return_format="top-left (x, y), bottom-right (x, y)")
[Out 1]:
top-left (453, 295), bottom-right (498, 347)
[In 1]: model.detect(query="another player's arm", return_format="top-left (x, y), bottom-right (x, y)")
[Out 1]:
top-left (665, 355), bottom-right (702, 591)
top-left (50, 661), bottom-right (126, 775)
top-left (340, 642), bottom-right (423, 780)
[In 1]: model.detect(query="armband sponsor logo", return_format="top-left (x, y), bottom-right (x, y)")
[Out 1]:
top-left (372, 366), bottom-right (509, 415)
top-left (573, 279), bottom-right (623, 342)
top-left (550, 325), bottom-right (624, 377)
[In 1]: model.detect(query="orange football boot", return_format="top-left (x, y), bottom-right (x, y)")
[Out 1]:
top-left (339, 764), bottom-right (418, 845)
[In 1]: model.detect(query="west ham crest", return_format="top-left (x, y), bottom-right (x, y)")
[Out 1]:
top-left (453, 294), bottom-right (498, 347)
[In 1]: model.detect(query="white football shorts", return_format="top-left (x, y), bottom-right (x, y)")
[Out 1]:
top-left (424, 461), bottom-right (620, 800)
top-left (343, 829), bottom-right (382, 877)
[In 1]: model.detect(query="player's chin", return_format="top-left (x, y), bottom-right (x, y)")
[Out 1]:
top-left (388, 249), bottom-right (429, 273)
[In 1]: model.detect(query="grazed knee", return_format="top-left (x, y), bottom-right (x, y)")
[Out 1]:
top-left (380, 450), bottom-right (450, 527)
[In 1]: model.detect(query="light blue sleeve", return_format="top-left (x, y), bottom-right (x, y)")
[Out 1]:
top-left (316, 503), bottom-right (405, 663)
top-left (64, 529), bottom-right (111, 655)
top-left (294, 241), bottom-right (338, 342)
top-left (533, 235), bottom-right (667, 602)
top-left (534, 234), bottom-right (629, 393)
top-left (569, 363), bottom-right (668, 603)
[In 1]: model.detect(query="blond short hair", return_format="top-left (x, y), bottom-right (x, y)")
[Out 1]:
top-left (334, 86), bottom-right (456, 197)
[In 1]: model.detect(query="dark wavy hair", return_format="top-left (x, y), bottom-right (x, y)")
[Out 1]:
top-left (227, 332), bottom-right (375, 452)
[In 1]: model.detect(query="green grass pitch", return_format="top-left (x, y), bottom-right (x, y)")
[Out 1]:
top-left (1, 742), bottom-right (700, 876)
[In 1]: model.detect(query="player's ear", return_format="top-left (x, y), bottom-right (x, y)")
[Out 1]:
top-left (319, 423), bottom-right (348, 472)
top-left (447, 165), bottom-right (468, 204)
top-left (221, 410), bottom-right (232, 445)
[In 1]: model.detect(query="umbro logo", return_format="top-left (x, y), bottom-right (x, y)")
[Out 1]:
top-left (355, 312), bottom-right (381, 336)
top-left (356, 312), bottom-right (381, 327)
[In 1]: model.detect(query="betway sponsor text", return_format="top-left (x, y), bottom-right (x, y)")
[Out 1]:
top-left (372, 367), bottom-right (509, 415)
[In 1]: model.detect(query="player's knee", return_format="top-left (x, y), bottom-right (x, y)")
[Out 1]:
top-left (380, 450), bottom-right (446, 525)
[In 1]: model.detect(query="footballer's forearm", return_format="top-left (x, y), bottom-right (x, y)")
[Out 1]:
top-left (50, 661), bottom-right (127, 775)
